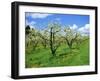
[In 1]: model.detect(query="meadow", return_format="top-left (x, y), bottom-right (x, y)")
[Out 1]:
top-left (25, 38), bottom-right (89, 68)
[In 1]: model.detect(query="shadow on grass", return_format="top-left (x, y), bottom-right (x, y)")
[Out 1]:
top-left (26, 48), bottom-right (80, 68)
top-left (49, 49), bottom-right (79, 61)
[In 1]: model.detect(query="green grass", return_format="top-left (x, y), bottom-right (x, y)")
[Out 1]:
top-left (25, 40), bottom-right (89, 68)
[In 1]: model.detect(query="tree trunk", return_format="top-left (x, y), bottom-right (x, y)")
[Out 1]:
top-left (50, 27), bottom-right (56, 56)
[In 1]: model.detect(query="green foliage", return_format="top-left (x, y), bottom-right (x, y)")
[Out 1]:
top-left (25, 25), bottom-right (31, 35)
top-left (25, 26), bottom-right (40, 51)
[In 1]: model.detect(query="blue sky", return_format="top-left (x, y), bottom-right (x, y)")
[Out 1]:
top-left (25, 12), bottom-right (90, 35)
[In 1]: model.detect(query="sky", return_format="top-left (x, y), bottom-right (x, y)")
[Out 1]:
top-left (25, 12), bottom-right (90, 35)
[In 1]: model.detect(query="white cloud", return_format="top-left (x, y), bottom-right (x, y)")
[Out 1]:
top-left (69, 24), bottom-right (78, 30)
top-left (26, 13), bottom-right (52, 19)
top-left (26, 20), bottom-right (36, 26)
top-left (78, 24), bottom-right (90, 36)
top-left (67, 24), bottom-right (90, 36)
top-left (26, 20), bottom-right (36, 29)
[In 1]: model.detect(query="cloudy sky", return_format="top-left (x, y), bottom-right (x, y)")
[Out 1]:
top-left (25, 12), bottom-right (90, 35)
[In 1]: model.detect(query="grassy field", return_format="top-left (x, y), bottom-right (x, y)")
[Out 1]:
top-left (25, 40), bottom-right (89, 68)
